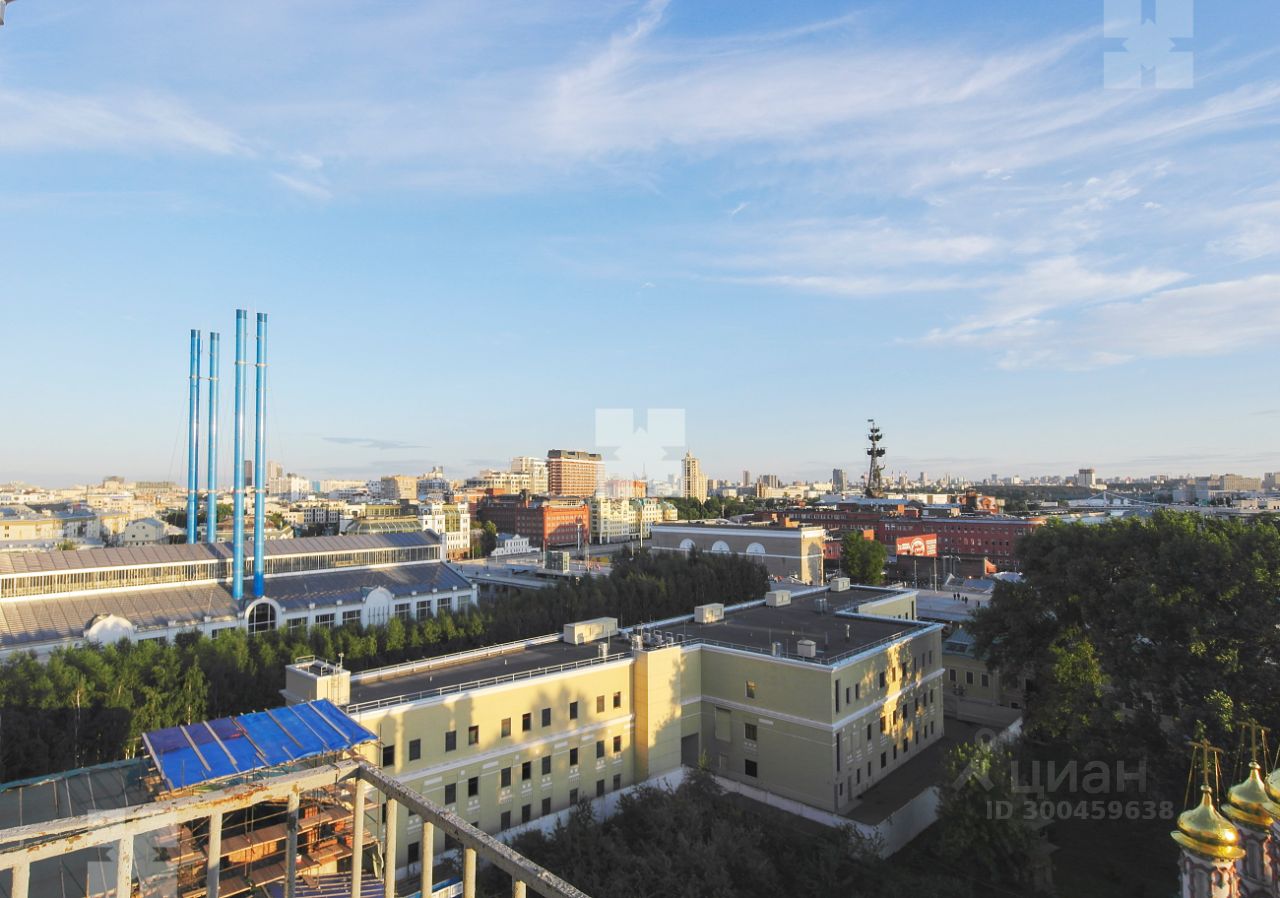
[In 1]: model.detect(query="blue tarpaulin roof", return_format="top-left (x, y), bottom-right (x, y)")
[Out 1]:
top-left (142, 699), bottom-right (375, 791)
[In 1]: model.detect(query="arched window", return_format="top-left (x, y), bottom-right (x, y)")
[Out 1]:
top-left (247, 602), bottom-right (277, 635)
top-left (710, 540), bottom-right (731, 554)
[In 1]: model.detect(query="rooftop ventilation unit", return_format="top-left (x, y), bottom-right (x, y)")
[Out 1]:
top-left (765, 590), bottom-right (791, 607)
top-left (694, 603), bottom-right (724, 624)
top-left (563, 617), bottom-right (619, 645)
top-left (830, 577), bottom-right (850, 592)
top-left (797, 639), bottom-right (817, 658)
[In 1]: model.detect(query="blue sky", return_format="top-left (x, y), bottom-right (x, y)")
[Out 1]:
top-left (1, 0), bottom-right (1278, 487)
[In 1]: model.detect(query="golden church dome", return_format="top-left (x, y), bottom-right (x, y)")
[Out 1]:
top-left (1172, 786), bottom-right (1245, 860)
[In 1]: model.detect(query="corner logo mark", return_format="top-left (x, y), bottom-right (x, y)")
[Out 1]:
top-left (595, 408), bottom-right (686, 484)
top-left (1104, 0), bottom-right (1194, 89)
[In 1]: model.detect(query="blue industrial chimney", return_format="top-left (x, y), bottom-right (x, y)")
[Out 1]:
top-left (185, 329), bottom-right (202, 544)
top-left (253, 312), bottom-right (268, 598)
top-left (205, 331), bottom-right (219, 543)
top-left (232, 311), bottom-right (248, 602)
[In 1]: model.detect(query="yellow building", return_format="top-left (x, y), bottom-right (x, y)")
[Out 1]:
top-left (285, 583), bottom-right (944, 874)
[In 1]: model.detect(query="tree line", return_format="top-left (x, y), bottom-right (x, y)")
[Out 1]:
top-left (0, 549), bottom-right (767, 783)
top-left (478, 766), bottom-right (982, 898)
top-left (971, 511), bottom-right (1280, 797)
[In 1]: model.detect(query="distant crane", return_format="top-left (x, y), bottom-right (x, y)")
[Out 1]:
top-left (864, 419), bottom-right (886, 499)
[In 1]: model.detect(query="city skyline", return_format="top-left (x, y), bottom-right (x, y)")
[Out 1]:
top-left (2, 1), bottom-right (1278, 484)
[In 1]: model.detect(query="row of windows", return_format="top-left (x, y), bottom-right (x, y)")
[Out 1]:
top-left (442, 719), bottom-right (625, 755)
top-left (384, 702), bottom-right (627, 768)
top-left (435, 694), bottom-right (625, 753)
top-left (401, 774), bottom-right (625, 859)
top-left (415, 739), bottom-right (626, 795)
top-left (836, 719), bottom-right (940, 800)
top-left (949, 668), bottom-right (992, 688)
top-left (0, 545), bottom-right (437, 599)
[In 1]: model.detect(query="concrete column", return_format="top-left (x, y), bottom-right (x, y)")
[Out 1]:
top-left (512, 878), bottom-right (526, 898)
top-left (351, 780), bottom-right (368, 898)
top-left (10, 863), bottom-right (29, 898)
top-left (463, 847), bottom-right (476, 898)
top-left (115, 834), bottom-right (133, 898)
top-left (206, 811), bottom-right (223, 898)
top-left (285, 792), bottom-right (299, 898)
top-left (419, 821), bottom-right (434, 898)
top-left (383, 798), bottom-right (398, 898)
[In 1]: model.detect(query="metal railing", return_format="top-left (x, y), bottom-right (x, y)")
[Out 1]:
top-left (349, 634), bottom-right (561, 685)
top-left (346, 651), bottom-right (626, 714)
top-left (637, 624), bottom-right (933, 667)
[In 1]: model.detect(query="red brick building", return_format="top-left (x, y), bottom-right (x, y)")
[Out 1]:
top-left (476, 496), bottom-right (590, 548)
top-left (875, 516), bottom-right (1044, 569)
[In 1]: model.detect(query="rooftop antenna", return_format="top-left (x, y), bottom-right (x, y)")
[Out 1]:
top-left (864, 419), bottom-right (886, 499)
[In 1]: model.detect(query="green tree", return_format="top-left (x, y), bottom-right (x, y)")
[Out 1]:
top-left (936, 740), bottom-right (1040, 888)
top-left (970, 511), bottom-right (1280, 797)
top-left (840, 532), bottom-right (886, 585)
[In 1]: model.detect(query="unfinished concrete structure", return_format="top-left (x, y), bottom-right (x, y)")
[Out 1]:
top-left (0, 701), bottom-right (589, 898)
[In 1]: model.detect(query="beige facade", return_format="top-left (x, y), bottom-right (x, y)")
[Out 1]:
top-left (588, 497), bottom-right (672, 543)
top-left (285, 585), bottom-right (943, 870)
top-left (380, 475), bottom-right (418, 501)
top-left (682, 452), bottom-right (707, 502)
top-left (649, 521), bottom-right (827, 583)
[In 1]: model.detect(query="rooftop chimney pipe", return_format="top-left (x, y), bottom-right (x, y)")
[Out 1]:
top-left (232, 311), bottom-right (247, 602)
top-left (185, 329), bottom-right (201, 544)
top-left (252, 312), bottom-right (268, 598)
top-left (205, 331), bottom-right (219, 543)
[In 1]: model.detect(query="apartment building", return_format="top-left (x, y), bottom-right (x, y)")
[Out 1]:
top-left (419, 501), bottom-right (471, 559)
top-left (381, 475), bottom-right (419, 501)
top-left (284, 584), bottom-right (944, 873)
top-left (588, 496), bottom-right (674, 543)
top-left (682, 452), bottom-right (707, 502)
top-left (546, 450), bottom-right (603, 498)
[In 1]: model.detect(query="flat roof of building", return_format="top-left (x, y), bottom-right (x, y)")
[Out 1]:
top-left (0, 532), bottom-right (439, 576)
top-left (345, 586), bottom-right (934, 710)
top-left (652, 520), bottom-right (823, 532)
top-left (655, 589), bottom-right (927, 663)
top-left (348, 638), bottom-right (610, 710)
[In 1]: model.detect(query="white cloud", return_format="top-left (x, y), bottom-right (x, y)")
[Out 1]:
top-left (0, 89), bottom-right (245, 155)
top-left (271, 171), bottom-right (332, 201)
top-left (947, 274), bottom-right (1280, 370)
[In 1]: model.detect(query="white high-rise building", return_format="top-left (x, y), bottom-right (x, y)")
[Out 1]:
top-left (510, 456), bottom-right (550, 494)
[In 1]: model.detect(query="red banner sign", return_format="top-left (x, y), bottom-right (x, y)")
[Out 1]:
top-left (896, 534), bottom-right (938, 557)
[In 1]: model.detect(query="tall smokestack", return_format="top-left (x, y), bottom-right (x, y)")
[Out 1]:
top-left (186, 329), bottom-right (202, 544)
top-left (253, 312), bottom-right (268, 598)
top-left (205, 332), bottom-right (220, 542)
top-left (232, 311), bottom-right (248, 603)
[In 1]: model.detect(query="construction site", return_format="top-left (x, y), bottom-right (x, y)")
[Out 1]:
top-left (0, 699), bottom-right (587, 898)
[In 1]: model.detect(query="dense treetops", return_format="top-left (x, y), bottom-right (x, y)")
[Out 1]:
top-left (971, 510), bottom-right (1280, 794)
top-left (484, 767), bottom-right (978, 898)
top-left (0, 548), bottom-right (768, 783)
